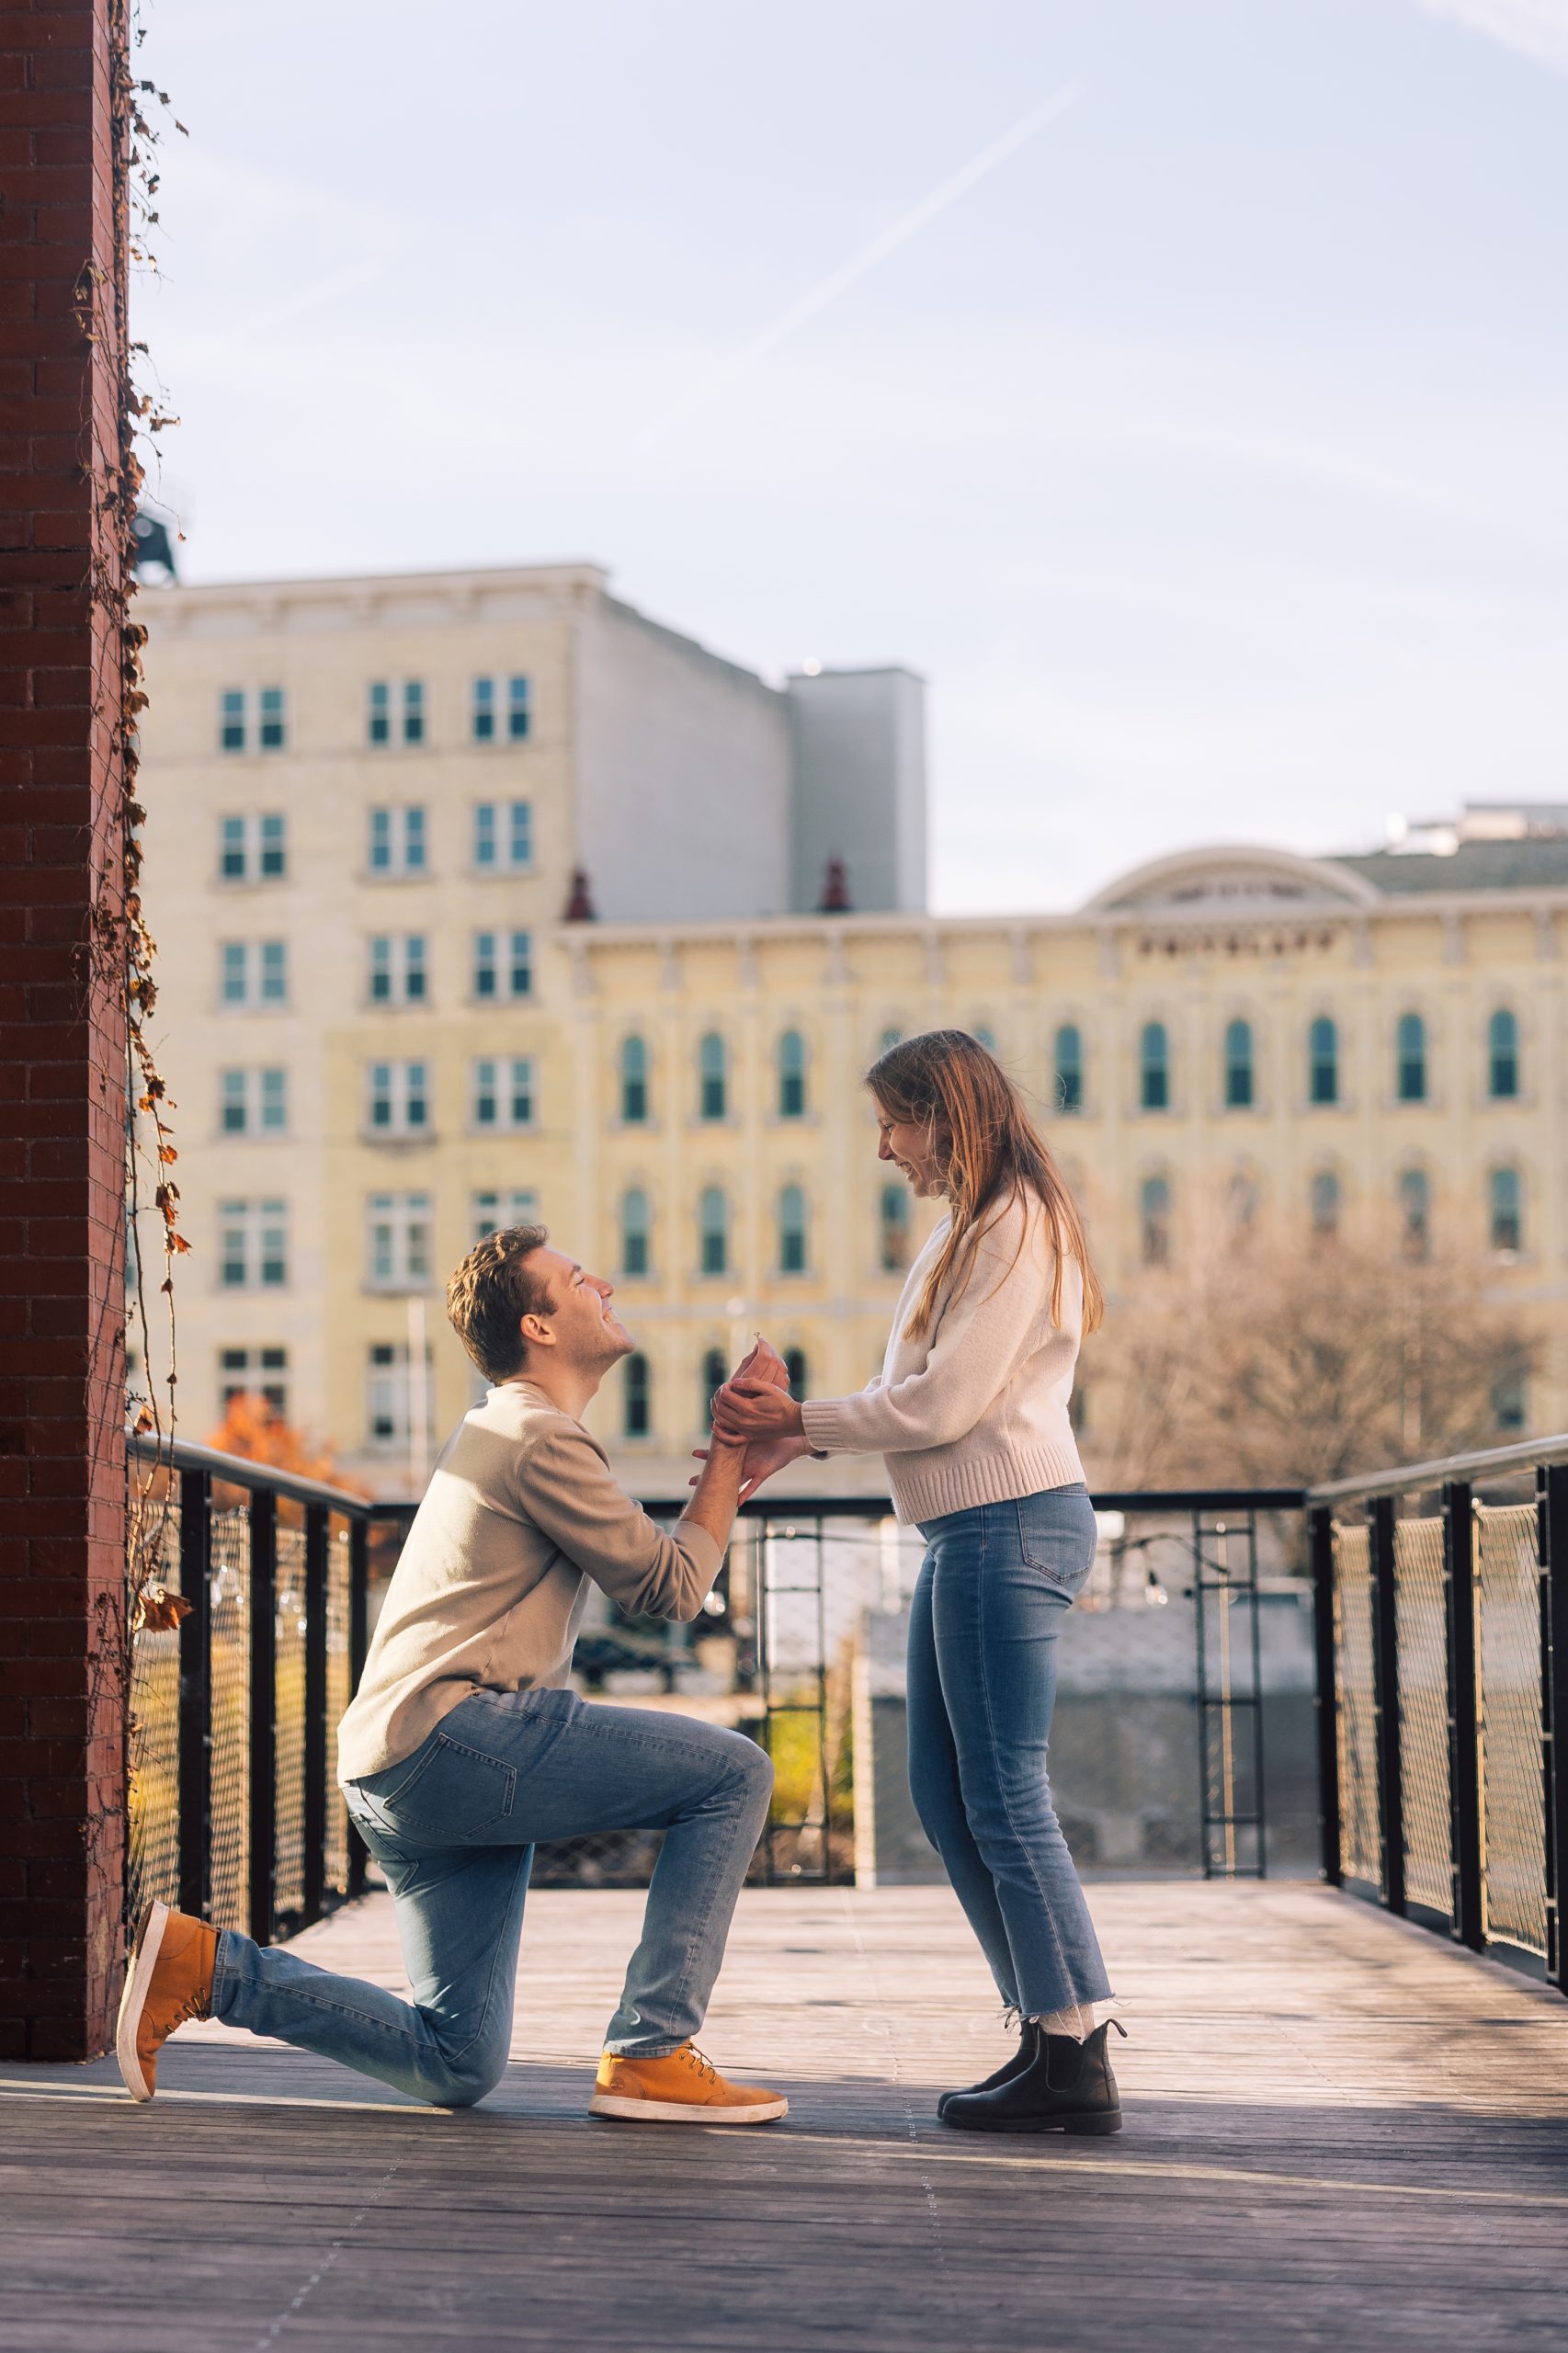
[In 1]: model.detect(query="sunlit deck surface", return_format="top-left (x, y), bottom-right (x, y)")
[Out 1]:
top-left (4, 1880), bottom-right (1567, 2350)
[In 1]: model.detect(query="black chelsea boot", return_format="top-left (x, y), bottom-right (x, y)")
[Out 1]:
top-left (941, 2018), bottom-right (1125, 2134)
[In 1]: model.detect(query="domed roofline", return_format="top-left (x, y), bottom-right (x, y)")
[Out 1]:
top-left (1083, 843), bottom-right (1381, 915)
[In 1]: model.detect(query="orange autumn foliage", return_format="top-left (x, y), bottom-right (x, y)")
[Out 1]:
top-left (205, 1395), bottom-right (369, 1498)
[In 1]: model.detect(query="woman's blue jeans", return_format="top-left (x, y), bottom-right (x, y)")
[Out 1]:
top-left (209, 1687), bottom-right (773, 2108)
top-left (908, 1486), bottom-right (1112, 2019)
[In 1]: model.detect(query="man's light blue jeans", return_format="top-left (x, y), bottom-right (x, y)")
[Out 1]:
top-left (210, 1687), bottom-right (774, 2108)
top-left (908, 1485), bottom-right (1112, 2021)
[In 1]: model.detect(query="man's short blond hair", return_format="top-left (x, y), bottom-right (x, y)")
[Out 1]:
top-left (445, 1223), bottom-right (554, 1383)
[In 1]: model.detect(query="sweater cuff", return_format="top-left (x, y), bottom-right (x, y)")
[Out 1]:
top-left (800, 1398), bottom-right (860, 1458)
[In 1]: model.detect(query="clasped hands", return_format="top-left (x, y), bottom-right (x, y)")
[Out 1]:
top-left (692, 1336), bottom-right (809, 1503)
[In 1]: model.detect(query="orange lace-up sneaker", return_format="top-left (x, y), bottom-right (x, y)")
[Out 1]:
top-left (589, 2040), bottom-right (788, 2125)
top-left (115, 1901), bottom-right (218, 2103)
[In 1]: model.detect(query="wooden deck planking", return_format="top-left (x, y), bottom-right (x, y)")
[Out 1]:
top-left (2, 1879), bottom-right (1566, 2350)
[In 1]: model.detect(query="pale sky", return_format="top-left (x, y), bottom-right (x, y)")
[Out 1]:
top-left (134, 0), bottom-right (1568, 912)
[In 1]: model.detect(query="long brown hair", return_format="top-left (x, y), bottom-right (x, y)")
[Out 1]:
top-left (869, 1029), bottom-right (1104, 1341)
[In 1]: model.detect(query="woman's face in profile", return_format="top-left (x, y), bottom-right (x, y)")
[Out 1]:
top-left (875, 1101), bottom-right (949, 1198)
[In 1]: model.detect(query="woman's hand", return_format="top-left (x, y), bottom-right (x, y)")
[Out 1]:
top-left (690, 1431), bottom-right (810, 1503)
top-left (710, 1378), bottom-right (805, 1444)
top-left (706, 1341), bottom-right (786, 1451)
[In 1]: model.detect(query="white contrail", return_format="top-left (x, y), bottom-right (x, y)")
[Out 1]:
top-left (636, 82), bottom-right (1085, 451)
top-left (1410, 0), bottom-right (1568, 74)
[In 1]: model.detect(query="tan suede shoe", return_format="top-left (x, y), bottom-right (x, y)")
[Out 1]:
top-left (589, 2040), bottom-right (788, 2124)
top-left (115, 1901), bottom-right (217, 2103)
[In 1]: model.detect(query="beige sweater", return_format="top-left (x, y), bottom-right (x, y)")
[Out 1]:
top-left (800, 1191), bottom-right (1085, 1524)
top-left (336, 1381), bottom-right (721, 1781)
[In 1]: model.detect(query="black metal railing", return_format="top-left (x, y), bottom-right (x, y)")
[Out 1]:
top-left (1308, 1433), bottom-right (1568, 1994)
top-left (640, 1495), bottom-right (889, 1887)
top-left (127, 1447), bottom-right (1312, 1924)
top-left (127, 1434), bottom-right (378, 1944)
top-left (1085, 1490), bottom-right (1304, 1879)
top-left (122, 1426), bottom-right (1568, 1997)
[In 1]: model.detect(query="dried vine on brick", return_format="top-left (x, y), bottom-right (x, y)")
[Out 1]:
top-left (79, 9), bottom-right (191, 1916)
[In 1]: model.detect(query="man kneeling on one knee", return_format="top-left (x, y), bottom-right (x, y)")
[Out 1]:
top-left (117, 1222), bottom-right (790, 2122)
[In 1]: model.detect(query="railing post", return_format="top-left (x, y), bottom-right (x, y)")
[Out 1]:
top-left (1444, 1480), bottom-right (1484, 1952)
top-left (176, 1468), bottom-right (212, 1923)
top-left (757, 1521), bottom-right (777, 1887)
top-left (1369, 1495), bottom-right (1405, 1915)
top-left (247, 1489), bottom-right (278, 1944)
top-left (1540, 1463), bottom-right (1568, 1992)
top-left (347, 1514), bottom-right (370, 1901)
top-left (301, 1504), bottom-right (330, 1928)
top-left (1308, 1506), bottom-right (1341, 1888)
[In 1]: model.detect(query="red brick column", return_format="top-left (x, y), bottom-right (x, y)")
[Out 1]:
top-left (0, 1), bottom-right (131, 2060)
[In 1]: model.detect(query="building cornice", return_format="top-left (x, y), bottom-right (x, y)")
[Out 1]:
top-left (556, 886), bottom-right (1568, 955)
top-left (140, 560), bottom-right (613, 630)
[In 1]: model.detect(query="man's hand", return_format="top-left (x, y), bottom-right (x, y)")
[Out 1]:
top-left (707, 1336), bottom-right (789, 1449)
top-left (728, 1336), bottom-right (789, 1392)
top-left (697, 1336), bottom-right (801, 1497)
top-left (690, 1431), bottom-right (810, 1504)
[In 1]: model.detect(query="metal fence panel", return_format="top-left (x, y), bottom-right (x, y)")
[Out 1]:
top-left (208, 1505), bottom-right (251, 1932)
top-left (272, 1517), bottom-right (309, 1925)
top-left (1334, 1521), bottom-right (1381, 1888)
top-left (126, 1493), bottom-right (181, 1927)
top-left (1474, 1501), bottom-right (1548, 1958)
top-left (325, 1523), bottom-right (354, 1901)
top-left (1393, 1515), bottom-right (1451, 1920)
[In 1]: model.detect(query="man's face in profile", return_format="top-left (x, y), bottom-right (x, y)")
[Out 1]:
top-left (524, 1248), bottom-right (634, 1376)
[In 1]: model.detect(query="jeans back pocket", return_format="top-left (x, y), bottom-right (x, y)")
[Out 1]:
top-left (375, 1733), bottom-right (517, 1839)
top-left (1015, 1489), bottom-right (1097, 1595)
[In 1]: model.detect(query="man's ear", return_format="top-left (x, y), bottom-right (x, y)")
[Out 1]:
top-left (519, 1313), bottom-right (555, 1353)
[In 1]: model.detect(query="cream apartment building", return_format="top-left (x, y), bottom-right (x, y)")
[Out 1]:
top-left (136, 563), bottom-right (1568, 1495)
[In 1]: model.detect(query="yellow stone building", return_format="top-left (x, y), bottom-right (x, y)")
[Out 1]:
top-left (137, 563), bottom-right (1568, 1496)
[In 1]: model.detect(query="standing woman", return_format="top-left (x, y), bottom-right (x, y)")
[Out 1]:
top-left (712, 1029), bottom-right (1120, 2135)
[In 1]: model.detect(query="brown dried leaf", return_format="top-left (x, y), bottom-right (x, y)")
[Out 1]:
top-left (133, 1580), bottom-right (191, 1634)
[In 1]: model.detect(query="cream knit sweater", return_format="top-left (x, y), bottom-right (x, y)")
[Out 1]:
top-left (800, 1190), bottom-right (1085, 1525)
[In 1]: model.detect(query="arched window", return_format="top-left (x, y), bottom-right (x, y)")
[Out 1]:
top-left (699, 1186), bottom-right (728, 1276)
top-left (1140, 1022), bottom-right (1170, 1112)
top-left (700, 1346), bottom-right (727, 1427)
top-left (1489, 1165), bottom-right (1522, 1255)
top-left (1053, 1024), bottom-right (1084, 1115)
top-left (698, 1031), bottom-right (727, 1121)
top-left (623, 1351), bottom-right (651, 1440)
top-left (879, 1182), bottom-right (910, 1272)
top-left (778, 1183), bottom-right (808, 1274)
top-left (1308, 1016), bottom-right (1338, 1107)
top-left (1491, 1354), bottom-right (1528, 1435)
top-left (620, 1034), bottom-right (648, 1124)
top-left (1140, 1175), bottom-right (1171, 1266)
top-left (1396, 1012), bottom-right (1426, 1103)
top-left (1488, 1008), bottom-right (1519, 1101)
top-left (778, 1029), bottom-right (807, 1120)
top-left (1399, 1167), bottom-right (1429, 1259)
top-left (784, 1347), bottom-right (808, 1402)
top-left (620, 1187), bottom-right (651, 1278)
top-left (1223, 1019), bottom-right (1254, 1109)
top-left (1310, 1168), bottom-right (1341, 1235)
